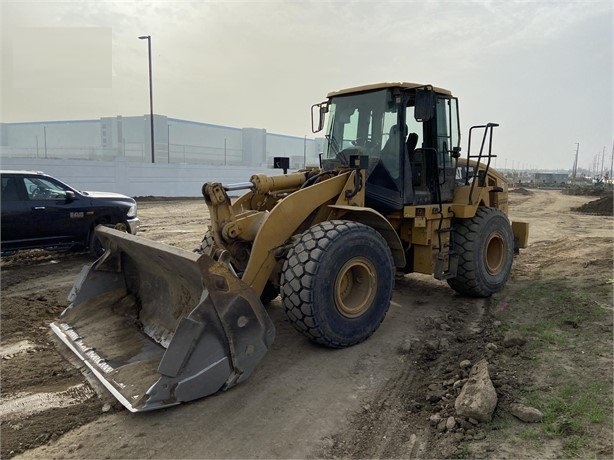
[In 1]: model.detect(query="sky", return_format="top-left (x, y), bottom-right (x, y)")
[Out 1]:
top-left (1, 0), bottom-right (612, 171)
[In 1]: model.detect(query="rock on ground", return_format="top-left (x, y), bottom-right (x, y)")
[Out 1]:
top-left (509, 403), bottom-right (543, 423)
top-left (454, 359), bottom-right (498, 422)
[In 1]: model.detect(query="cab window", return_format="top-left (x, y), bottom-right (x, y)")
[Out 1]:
top-left (24, 177), bottom-right (68, 200)
top-left (1, 176), bottom-right (21, 201)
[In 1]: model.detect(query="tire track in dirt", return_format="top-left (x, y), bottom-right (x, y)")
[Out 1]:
top-left (0, 254), bottom-right (109, 458)
top-left (319, 274), bottom-right (489, 459)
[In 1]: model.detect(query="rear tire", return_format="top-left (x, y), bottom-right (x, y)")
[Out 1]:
top-left (447, 207), bottom-right (514, 297)
top-left (280, 220), bottom-right (394, 348)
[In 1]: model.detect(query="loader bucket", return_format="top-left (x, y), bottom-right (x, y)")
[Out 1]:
top-left (50, 227), bottom-right (275, 412)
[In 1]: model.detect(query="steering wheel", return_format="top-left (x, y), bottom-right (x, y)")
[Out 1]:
top-left (31, 186), bottom-right (50, 199)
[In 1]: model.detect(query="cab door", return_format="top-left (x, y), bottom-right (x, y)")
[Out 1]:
top-left (434, 96), bottom-right (460, 203)
top-left (1, 174), bottom-right (30, 245)
top-left (22, 175), bottom-right (88, 244)
top-left (407, 94), bottom-right (460, 205)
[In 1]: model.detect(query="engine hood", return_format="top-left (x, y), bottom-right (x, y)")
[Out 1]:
top-left (81, 191), bottom-right (134, 201)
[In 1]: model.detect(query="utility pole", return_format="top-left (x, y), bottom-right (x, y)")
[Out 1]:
top-left (572, 142), bottom-right (579, 181)
top-left (138, 35), bottom-right (155, 163)
top-left (610, 142), bottom-right (613, 180)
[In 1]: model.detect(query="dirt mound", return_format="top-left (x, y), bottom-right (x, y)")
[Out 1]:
top-left (509, 187), bottom-right (534, 196)
top-left (134, 195), bottom-right (201, 202)
top-left (564, 183), bottom-right (613, 196)
top-left (0, 249), bottom-right (86, 270)
top-left (572, 195), bottom-right (613, 216)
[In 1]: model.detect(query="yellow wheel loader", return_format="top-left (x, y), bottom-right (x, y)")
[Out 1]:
top-left (51, 82), bottom-right (529, 411)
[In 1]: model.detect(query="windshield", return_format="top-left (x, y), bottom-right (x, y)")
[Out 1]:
top-left (323, 89), bottom-right (401, 177)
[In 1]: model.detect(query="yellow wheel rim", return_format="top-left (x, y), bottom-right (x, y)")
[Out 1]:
top-left (485, 231), bottom-right (505, 275)
top-left (334, 257), bottom-right (377, 318)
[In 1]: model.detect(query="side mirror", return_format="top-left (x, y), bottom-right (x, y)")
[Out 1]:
top-left (65, 190), bottom-right (76, 202)
top-left (311, 102), bottom-right (328, 133)
top-left (414, 89), bottom-right (435, 122)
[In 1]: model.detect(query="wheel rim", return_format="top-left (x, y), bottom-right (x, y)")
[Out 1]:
top-left (334, 257), bottom-right (377, 318)
top-left (484, 231), bottom-right (505, 275)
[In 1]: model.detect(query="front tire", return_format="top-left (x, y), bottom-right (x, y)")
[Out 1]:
top-left (280, 220), bottom-right (394, 348)
top-left (447, 207), bottom-right (514, 297)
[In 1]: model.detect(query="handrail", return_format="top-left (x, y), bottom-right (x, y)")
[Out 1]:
top-left (466, 123), bottom-right (499, 204)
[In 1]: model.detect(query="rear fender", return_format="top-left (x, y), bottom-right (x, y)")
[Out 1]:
top-left (327, 205), bottom-right (406, 268)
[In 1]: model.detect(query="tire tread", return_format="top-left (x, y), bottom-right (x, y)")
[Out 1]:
top-left (280, 220), bottom-right (393, 348)
top-left (447, 207), bottom-right (513, 297)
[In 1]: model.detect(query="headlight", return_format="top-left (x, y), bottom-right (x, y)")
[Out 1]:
top-left (126, 204), bottom-right (137, 218)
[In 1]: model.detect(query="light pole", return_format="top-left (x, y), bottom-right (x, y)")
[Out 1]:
top-left (138, 35), bottom-right (155, 163)
top-left (572, 142), bottom-right (579, 181)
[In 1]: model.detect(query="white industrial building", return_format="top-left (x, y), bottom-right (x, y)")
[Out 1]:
top-left (0, 115), bottom-right (324, 168)
top-left (0, 115), bottom-right (325, 197)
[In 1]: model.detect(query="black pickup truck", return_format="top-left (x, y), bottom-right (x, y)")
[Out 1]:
top-left (1, 170), bottom-right (140, 256)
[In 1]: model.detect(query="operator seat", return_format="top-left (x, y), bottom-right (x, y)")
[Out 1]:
top-left (407, 132), bottom-right (418, 160)
top-left (380, 124), bottom-right (408, 179)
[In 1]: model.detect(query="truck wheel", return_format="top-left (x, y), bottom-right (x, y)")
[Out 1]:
top-left (89, 222), bottom-right (127, 258)
top-left (280, 220), bottom-right (394, 348)
top-left (447, 207), bottom-right (514, 297)
top-left (195, 230), bottom-right (278, 303)
top-left (89, 231), bottom-right (105, 258)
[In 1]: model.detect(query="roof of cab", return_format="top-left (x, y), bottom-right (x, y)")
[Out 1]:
top-left (0, 170), bottom-right (46, 175)
top-left (326, 82), bottom-right (452, 98)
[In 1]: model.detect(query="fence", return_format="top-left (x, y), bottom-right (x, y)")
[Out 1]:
top-left (0, 145), bottom-right (120, 161)
top-left (1, 143), bottom-right (244, 165)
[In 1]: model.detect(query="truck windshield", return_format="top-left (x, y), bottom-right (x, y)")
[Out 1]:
top-left (323, 89), bottom-right (400, 177)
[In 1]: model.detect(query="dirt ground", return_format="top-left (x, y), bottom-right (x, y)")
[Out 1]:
top-left (1, 190), bottom-right (612, 459)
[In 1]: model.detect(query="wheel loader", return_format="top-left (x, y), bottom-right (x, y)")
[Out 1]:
top-left (51, 82), bottom-right (529, 412)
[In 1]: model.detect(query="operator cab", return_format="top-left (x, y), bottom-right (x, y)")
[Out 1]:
top-left (315, 82), bottom-right (461, 213)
